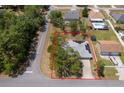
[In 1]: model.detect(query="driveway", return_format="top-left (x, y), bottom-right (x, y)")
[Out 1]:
top-left (110, 56), bottom-right (124, 80)
top-left (81, 60), bottom-right (94, 79)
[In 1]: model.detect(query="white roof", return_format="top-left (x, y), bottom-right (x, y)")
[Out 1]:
top-left (67, 40), bottom-right (92, 58)
top-left (90, 19), bottom-right (104, 22)
top-left (119, 32), bottom-right (124, 37)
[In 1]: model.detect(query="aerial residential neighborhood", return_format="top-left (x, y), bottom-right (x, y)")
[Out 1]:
top-left (0, 5), bottom-right (124, 87)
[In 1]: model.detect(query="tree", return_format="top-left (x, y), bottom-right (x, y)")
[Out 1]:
top-left (0, 9), bottom-right (5, 29)
top-left (0, 10), bottom-right (17, 29)
top-left (69, 21), bottom-right (78, 32)
top-left (0, 6), bottom-right (46, 76)
top-left (41, 5), bottom-right (50, 11)
top-left (49, 10), bottom-right (64, 29)
top-left (98, 60), bottom-right (105, 77)
top-left (48, 34), bottom-right (82, 78)
top-left (79, 20), bottom-right (86, 33)
top-left (49, 10), bottom-right (62, 20)
top-left (82, 6), bottom-right (88, 17)
top-left (91, 35), bottom-right (96, 41)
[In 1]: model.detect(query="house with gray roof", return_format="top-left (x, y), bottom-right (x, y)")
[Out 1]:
top-left (63, 40), bottom-right (92, 59)
top-left (64, 10), bottom-right (80, 21)
top-left (110, 13), bottom-right (124, 23)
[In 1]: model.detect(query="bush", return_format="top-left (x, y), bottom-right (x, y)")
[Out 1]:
top-left (98, 61), bottom-right (105, 77)
top-left (82, 6), bottom-right (88, 17)
top-left (47, 45), bottom-right (53, 53)
top-left (91, 35), bottom-right (96, 41)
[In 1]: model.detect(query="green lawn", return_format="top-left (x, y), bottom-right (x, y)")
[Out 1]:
top-left (110, 10), bottom-right (124, 14)
top-left (96, 53), bottom-right (114, 66)
top-left (90, 30), bottom-right (118, 41)
top-left (120, 52), bottom-right (124, 64)
top-left (104, 67), bottom-right (119, 80)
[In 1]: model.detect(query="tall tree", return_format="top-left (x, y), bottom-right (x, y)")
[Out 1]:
top-left (49, 10), bottom-right (64, 29)
top-left (69, 21), bottom-right (78, 32)
top-left (82, 6), bottom-right (89, 17)
top-left (0, 6), bottom-right (45, 75)
top-left (79, 20), bottom-right (86, 33)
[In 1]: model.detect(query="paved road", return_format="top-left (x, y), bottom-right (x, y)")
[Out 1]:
top-left (0, 6), bottom-right (124, 87)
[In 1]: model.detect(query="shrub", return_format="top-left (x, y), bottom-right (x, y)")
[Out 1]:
top-left (91, 35), bottom-right (97, 41)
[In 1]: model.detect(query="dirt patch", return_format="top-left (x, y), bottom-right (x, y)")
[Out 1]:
top-left (40, 23), bottom-right (52, 78)
top-left (0, 72), bottom-right (9, 78)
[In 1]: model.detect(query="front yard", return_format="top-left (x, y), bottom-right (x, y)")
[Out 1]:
top-left (104, 67), bottom-right (119, 80)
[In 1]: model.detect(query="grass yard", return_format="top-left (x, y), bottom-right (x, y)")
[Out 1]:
top-left (90, 30), bottom-right (118, 41)
top-left (96, 52), bottom-right (114, 66)
top-left (104, 67), bottom-right (119, 80)
top-left (110, 10), bottom-right (124, 14)
top-left (120, 52), bottom-right (124, 64)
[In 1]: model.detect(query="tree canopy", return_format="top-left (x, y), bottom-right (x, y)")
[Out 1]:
top-left (48, 34), bottom-right (82, 78)
top-left (0, 6), bottom-right (45, 75)
top-left (69, 21), bottom-right (78, 32)
top-left (49, 10), bottom-right (64, 29)
top-left (82, 6), bottom-right (89, 17)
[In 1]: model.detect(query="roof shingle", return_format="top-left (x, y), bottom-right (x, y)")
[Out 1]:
top-left (89, 10), bottom-right (105, 20)
top-left (98, 40), bottom-right (122, 53)
top-left (64, 10), bottom-right (79, 20)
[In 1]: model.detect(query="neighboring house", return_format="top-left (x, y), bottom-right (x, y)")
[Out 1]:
top-left (98, 40), bottom-right (122, 56)
top-left (89, 9), bottom-right (105, 22)
top-left (64, 10), bottom-right (80, 22)
top-left (89, 9), bottom-right (108, 30)
top-left (110, 13), bottom-right (124, 23)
